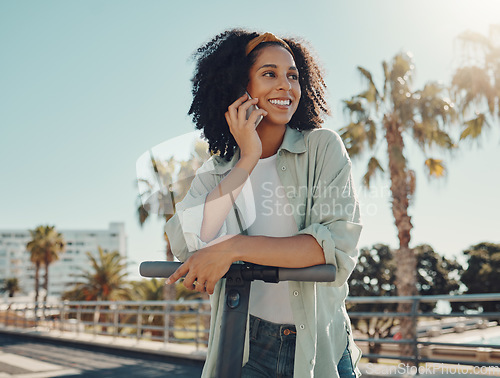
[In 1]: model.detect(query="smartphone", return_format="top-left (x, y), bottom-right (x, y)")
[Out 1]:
top-left (245, 91), bottom-right (263, 127)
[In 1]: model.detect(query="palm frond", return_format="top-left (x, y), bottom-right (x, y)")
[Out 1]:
top-left (412, 121), bottom-right (455, 151)
top-left (26, 225), bottom-right (66, 265)
top-left (411, 82), bottom-right (457, 151)
top-left (390, 53), bottom-right (414, 86)
top-left (388, 55), bottom-right (414, 112)
top-left (419, 82), bottom-right (445, 100)
top-left (457, 30), bottom-right (492, 51)
top-left (343, 99), bottom-right (364, 114)
top-left (357, 66), bottom-right (380, 103)
top-left (358, 86), bottom-right (378, 104)
top-left (131, 278), bottom-right (165, 301)
top-left (460, 113), bottom-right (489, 140)
top-left (382, 61), bottom-right (390, 100)
top-left (431, 128), bottom-right (455, 149)
top-left (339, 122), bottom-right (368, 157)
top-left (63, 247), bottom-right (129, 301)
top-left (451, 66), bottom-right (496, 115)
top-left (424, 158), bottom-right (446, 178)
top-left (362, 157), bottom-right (385, 188)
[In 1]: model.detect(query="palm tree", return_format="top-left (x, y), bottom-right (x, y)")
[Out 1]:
top-left (340, 52), bottom-right (457, 357)
top-left (26, 231), bottom-right (43, 303)
top-left (42, 226), bottom-right (65, 302)
top-left (131, 278), bottom-right (165, 301)
top-left (26, 225), bottom-right (66, 302)
top-left (63, 247), bottom-right (129, 334)
top-left (130, 278), bottom-right (165, 337)
top-left (451, 24), bottom-right (500, 142)
top-left (62, 247), bottom-right (129, 301)
top-left (1, 278), bottom-right (21, 297)
top-left (27, 225), bottom-right (66, 303)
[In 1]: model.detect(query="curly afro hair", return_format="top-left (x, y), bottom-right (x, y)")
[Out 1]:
top-left (188, 29), bottom-right (330, 161)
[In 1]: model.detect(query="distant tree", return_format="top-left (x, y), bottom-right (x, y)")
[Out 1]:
top-left (62, 247), bottom-right (129, 334)
top-left (129, 278), bottom-right (207, 341)
top-left (129, 277), bottom-right (204, 302)
top-left (130, 278), bottom-right (166, 336)
top-left (27, 225), bottom-right (66, 303)
top-left (26, 229), bottom-right (44, 303)
top-left (341, 51), bottom-right (457, 358)
top-left (130, 278), bottom-right (165, 301)
top-left (1, 278), bottom-right (21, 298)
top-left (454, 242), bottom-right (500, 314)
top-left (414, 244), bottom-right (462, 306)
top-left (451, 24), bottom-right (500, 142)
top-left (349, 243), bottom-right (462, 361)
top-left (348, 244), bottom-right (397, 362)
top-left (62, 247), bottom-right (129, 301)
top-left (41, 226), bottom-right (65, 302)
top-left (350, 244), bottom-right (396, 298)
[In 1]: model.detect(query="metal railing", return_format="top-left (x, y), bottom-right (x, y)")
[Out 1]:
top-left (348, 293), bottom-right (500, 368)
top-left (1, 293), bottom-right (499, 368)
top-left (0, 299), bottom-right (211, 349)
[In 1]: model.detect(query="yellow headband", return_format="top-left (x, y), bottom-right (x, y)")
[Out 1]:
top-left (245, 32), bottom-right (294, 58)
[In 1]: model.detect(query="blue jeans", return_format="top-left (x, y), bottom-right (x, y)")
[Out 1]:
top-left (242, 315), bottom-right (356, 378)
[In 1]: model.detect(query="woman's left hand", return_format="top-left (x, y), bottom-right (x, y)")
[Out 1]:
top-left (166, 235), bottom-right (236, 295)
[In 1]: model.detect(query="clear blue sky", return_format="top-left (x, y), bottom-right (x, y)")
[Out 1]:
top-left (1, 0), bottom-right (499, 279)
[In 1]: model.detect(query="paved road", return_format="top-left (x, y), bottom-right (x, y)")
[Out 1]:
top-left (0, 333), bottom-right (203, 377)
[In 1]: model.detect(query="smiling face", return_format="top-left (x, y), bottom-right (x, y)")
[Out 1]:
top-left (246, 45), bottom-right (301, 128)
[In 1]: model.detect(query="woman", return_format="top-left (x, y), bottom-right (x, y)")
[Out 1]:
top-left (165, 29), bottom-right (363, 378)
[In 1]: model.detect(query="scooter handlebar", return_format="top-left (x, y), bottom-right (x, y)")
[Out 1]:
top-left (140, 261), bottom-right (182, 278)
top-left (278, 264), bottom-right (336, 282)
top-left (140, 261), bottom-right (336, 283)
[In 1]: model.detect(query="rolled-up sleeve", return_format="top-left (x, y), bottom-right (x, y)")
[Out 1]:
top-left (297, 131), bottom-right (362, 287)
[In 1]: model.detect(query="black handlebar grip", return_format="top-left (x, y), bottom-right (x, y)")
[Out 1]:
top-left (139, 261), bottom-right (182, 278)
top-left (278, 264), bottom-right (336, 282)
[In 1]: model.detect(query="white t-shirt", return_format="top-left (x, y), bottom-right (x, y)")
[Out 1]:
top-left (246, 153), bottom-right (298, 324)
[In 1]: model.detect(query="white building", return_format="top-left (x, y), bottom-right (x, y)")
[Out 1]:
top-left (0, 222), bottom-right (126, 298)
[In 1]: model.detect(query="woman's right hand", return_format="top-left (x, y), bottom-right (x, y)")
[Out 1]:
top-left (224, 93), bottom-right (267, 162)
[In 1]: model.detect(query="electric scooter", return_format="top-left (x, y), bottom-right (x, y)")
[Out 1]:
top-left (140, 261), bottom-right (336, 378)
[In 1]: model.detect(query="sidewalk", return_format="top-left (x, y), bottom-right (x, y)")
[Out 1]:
top-left (0, 326), bottom-right (206, 362)
top-left (1, 326), bottom-right (499, 377)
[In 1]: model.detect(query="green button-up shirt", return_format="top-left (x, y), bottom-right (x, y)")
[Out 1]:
top-left (165, 126), bottom-right (363, 378)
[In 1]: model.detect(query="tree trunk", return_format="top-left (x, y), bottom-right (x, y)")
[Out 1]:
top-left (34, 262), bottom-right (40, 303)
top-left (384, 114), bottom-right (417, 360)
top-left (43, 258), bottom-right (49, 303)
top-left (34, 262), bottom-right (40, 322)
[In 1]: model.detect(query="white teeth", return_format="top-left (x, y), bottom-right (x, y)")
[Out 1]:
top-left (269, 99), bottom-right (291, 106)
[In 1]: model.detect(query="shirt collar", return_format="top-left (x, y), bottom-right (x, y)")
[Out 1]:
top-left (212, 126), bottom-right (307, 175)
top-left (279, 126), bottom-right (307, 154)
